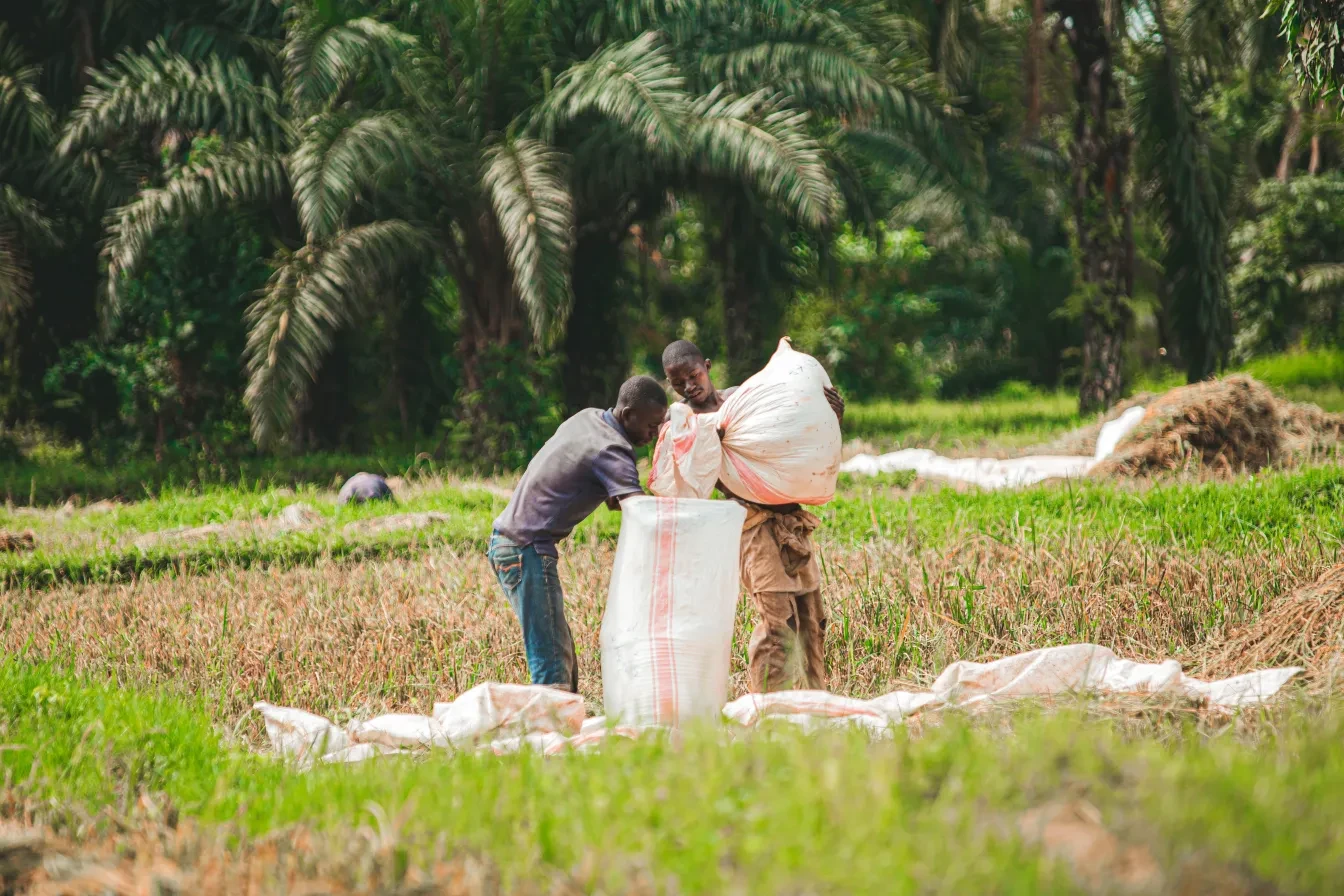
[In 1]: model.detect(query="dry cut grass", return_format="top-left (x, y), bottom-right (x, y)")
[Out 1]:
top-left (3, 526), bottom-right (1336, 740)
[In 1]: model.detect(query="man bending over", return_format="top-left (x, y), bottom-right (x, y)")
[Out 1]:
top-left (662, 339), bottom-right (844, 693)
top-left (490, 376), bottom-right (668, 692)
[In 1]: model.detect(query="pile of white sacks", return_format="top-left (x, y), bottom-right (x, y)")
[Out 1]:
top-left (257, 643), bottom-right (1303, 767)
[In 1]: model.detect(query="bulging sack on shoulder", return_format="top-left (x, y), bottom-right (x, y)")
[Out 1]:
top-left (714, 338), bottom-right (841, 506)
top-left (648, 402), bottom-right (722, 499)
top-left (601, 496), bottom-right (746, 726)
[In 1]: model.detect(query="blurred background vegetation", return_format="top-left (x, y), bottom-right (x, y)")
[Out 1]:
top-left (1, 0), bottom-right (1342, 475)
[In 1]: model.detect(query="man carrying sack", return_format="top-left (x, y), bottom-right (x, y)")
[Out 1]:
top-left (661, 339), bottom-right (844, 692)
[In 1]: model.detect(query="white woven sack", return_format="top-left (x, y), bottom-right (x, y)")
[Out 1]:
top-left (600, 497), bottom-right (746, 726)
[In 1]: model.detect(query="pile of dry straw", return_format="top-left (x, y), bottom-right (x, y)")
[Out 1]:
top-left (1045, 375), bottom-right (1344, 477)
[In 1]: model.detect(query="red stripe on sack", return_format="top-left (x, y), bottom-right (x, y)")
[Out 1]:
top-left (671, 426), bottom-right (697, 461)
top-left (650, 498), bottom-right (679, 724)
top-left (723, 451), bottom-right (793, 505)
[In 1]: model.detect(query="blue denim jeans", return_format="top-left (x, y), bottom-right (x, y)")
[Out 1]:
top-left (488, 532), bottom-right (577, 692)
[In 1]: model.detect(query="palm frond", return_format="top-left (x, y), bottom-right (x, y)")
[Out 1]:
top-left (0, 185), bottom-right (59, 250)
top-left (701, 40), bottom-right (891, 112)
top-left (283, 14), bottom-right (414, 115)
top-left (1132, 0), bottom-right (1232, 381)
top-left (290, 111), bottom-right (416, 241)
top-left (1300, 263), bottom-right (1344, 294)
top-left (687, 89), bottom-right (840, 230)
top-left (243, 220), bottom-right (432, 447)
top-left (101, 143), bottom-right (287, 326)
top-left (0, 24), bottom-right (56, 156)
top-left (0, 231), bottom-right (33, 320)
top-left (541, 32), bottom-right (689, 158)
top-left (58, 38), bottom-right (285, 155)
top-left (482, 136), bottom-right (575, 343)
top-left (841, 124), bottom-right (989, 236)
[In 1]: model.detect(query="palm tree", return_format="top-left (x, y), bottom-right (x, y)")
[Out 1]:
top-left (0, 25), bottom-right (62, 408)
top-left (1042, 0), bottom-right (1134, 413)
top-left (1130, 0), bottom-right (1233, 382)
top-left (63, 0), bottom-right (848, 448)
top-left (616, 0), bottom-right (975, 384)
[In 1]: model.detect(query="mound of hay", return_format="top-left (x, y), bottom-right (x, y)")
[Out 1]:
top-left (1082, 375), bottom-right (1344, 477)
top-left (1198, 564), bottom-right (1344, 681)
top-left (1279, 398), bottom-right (1344, 457)
top-left (1090, 376), bottom-right (1282, 476)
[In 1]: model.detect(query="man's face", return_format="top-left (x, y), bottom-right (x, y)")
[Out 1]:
top-left (620, 403), bottom-right (666, 447)
top-left (664, 358), bottom-right (714, 408)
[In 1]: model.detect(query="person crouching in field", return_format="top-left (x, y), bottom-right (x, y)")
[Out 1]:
top-left (490, 376), bottom-right (668, 692)
top-left (662, 339), bottom-right (845, 693)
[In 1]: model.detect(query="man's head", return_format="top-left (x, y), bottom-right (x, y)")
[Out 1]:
top-left (661, 340), bottom-right (714, 410)
top-left (615, 375), bottom-right (668, 447)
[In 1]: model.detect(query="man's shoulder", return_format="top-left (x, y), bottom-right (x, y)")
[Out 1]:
top-left (560, 408), bottom-right (634, 452)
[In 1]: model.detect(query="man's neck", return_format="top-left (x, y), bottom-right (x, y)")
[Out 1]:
top-left (686, 389), bottom-right (725, 414)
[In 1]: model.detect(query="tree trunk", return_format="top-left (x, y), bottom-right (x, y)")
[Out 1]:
top-left (456, 214), bottom-right (525, 399)
top-left (1278, 102), bottom-right (1302, 182)
top-left (1053, 0), bottom-right (1133, 414)
top-left (1154, 282), bottom-right (1182, 372)
top-left (711, 198), bottom-right (791, 384)
top-left (1309, 101), bottom-right (1326, 174)
top-left (561, 233), bottom-right (633, 413)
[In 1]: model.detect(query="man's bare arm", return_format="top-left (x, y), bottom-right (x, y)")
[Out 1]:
top-left (824, 386), bottom-right (845, 424)
top-left (607, 490), bottom-right (648, 511)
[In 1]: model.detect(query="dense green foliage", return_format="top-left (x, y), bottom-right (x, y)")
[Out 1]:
top-left (1267, 0), bottom-right (1344, 101)
top-left (1, 0), bottom-right (1340, 468)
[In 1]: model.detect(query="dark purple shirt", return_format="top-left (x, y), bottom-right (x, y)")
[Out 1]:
top-left (492, 409), bottom-right (643, 556)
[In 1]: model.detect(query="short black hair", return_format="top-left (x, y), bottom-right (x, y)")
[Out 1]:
top-left (616, 375), bottom-right (669, 412)
top-left (661, 339), bottom-right (705, 371)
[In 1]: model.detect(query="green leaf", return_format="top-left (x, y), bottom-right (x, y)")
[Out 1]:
top-left (290, 111), bottom-right (416, 241)
top-left (58, 39), bottom-right (285, 156)
top-left (482, 136), bottom-right (575, 344)
top-left (688, 89), bottom-right (840, 229)
top-left (541, 32), bottom-right (690, 158)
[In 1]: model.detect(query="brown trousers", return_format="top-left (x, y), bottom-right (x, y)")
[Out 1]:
top-left (739, 504), bottom-right (827, 693)
top-left (747, 589), bottom-right (826, 693)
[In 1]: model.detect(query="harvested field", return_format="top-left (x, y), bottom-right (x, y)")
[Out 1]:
top-left (2, 522), bottom-right (1334, 731)
top-left (3, 387), bottom-right (1343, 893)
top-left (1197, 563), bottom-right (1344, 683)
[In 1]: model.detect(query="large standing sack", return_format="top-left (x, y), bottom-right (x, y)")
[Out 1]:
top-left (646, 338), bottom-right (841, 505)
top-left (601, 496), bottom-right (746, 726)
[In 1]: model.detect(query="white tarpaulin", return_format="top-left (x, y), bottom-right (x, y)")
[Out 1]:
top-left (256, 644), bottom-right (1301, 765)
top-left (839, 405), bottom-right (1148, 490)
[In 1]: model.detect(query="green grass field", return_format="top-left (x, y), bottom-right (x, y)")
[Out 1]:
top-left (1, 360), bottom-right (1342, 892)
top-left (6, 660), bottom-right (1343, 893)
